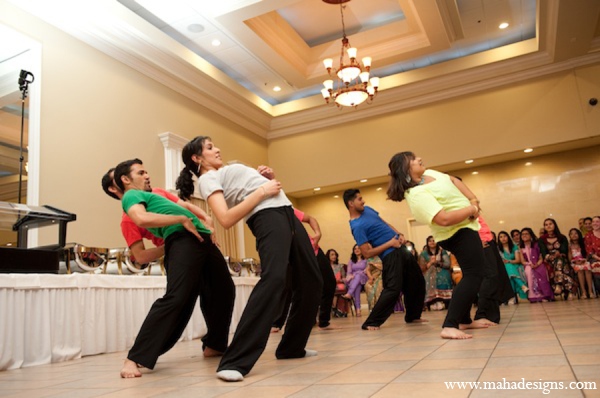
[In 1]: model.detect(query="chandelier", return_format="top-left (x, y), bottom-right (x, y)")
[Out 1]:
top-left (321, 0), bottom-right (379, 108)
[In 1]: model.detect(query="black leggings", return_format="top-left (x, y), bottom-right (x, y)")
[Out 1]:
top-left (127, 231), bottom-right (235, 369)
top-left (438, 228), bottom-right (484, 328)
top-left (217, 207), bottom-right (323, 376)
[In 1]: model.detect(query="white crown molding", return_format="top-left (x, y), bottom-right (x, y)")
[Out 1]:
top-left (267, 51), bottom-right (600, 139)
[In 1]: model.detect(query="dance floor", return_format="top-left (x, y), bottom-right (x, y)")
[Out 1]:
top-left (1, 299), bottom-right (599, 398)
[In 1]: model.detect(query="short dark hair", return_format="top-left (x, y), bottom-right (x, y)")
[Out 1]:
top-left (101, 168), bottom-right (119, 200)
top-left (114, 158), bottom-right (143, 192)
top-left (510, 229), bottom-right (520, 238)
top-left (343, 189), bottom-right (360, 209)
top-left (584, 217), bottom-right (593, 222)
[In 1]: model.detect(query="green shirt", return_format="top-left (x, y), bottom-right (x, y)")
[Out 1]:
top-left (122, 190), bottom-right (210, 239)
top-left (405, 169), bottom-right (479, 242)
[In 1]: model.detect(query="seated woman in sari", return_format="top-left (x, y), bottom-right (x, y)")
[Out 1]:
top-left (418, 236), bottom-right (452, 311)
top-left (498, 231), bottom-right (528, 301)
top-left (365, 256), bottom-right (383, 311)
top-left (327, 249), bottom-right (349, 317)
top-left (519, 227), bottom-right (554, 302)
top-left (568, 228), bottom-right (594, 299)
top-left (539, 218), bottom-right (578, 300)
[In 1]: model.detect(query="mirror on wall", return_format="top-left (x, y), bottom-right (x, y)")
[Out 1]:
top-left (0, 24), bottom-right (38, 246)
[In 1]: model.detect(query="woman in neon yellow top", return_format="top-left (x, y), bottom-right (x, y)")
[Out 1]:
top-left (387, 151), bottom-right (492, 339)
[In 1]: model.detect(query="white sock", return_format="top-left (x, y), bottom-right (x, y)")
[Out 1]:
top-left (304, 349), bottom-right (318, 357)
top-left (217, 370), bottom-right (244, 382)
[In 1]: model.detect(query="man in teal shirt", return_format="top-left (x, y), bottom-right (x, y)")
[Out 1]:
top-left (113, 158), bottom-right (235, 378)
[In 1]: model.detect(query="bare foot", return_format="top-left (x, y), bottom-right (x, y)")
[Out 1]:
top-left (270, 327), bottom-right (281, 333)
top-left (471, 318), bottom-right (498, 328)
top-left (441, 327), bottom-right (473, 339)
top-left (356, 310), bottom-right (362, 317)
top-left (318, 324), bottom-right (341, 331)
top-left (408, 318), bottom-right (429, 323)
top-left (203, 347), bottom-right (224, 357)
top-left (459, 320), bottom-right (490, 330)
top-left (362, 325), bottom-right (380, 331)
top-left (341, 294), bottom-right (351, 299)
top-left (120, 359), bottom-right (142, 378)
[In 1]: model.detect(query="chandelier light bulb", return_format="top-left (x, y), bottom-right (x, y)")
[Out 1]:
top-left (370, 77), bottom-right (380, 89)
top-left (362, 57), bottom-right (372, 69)
top-left (347, 47), bottom-right (357, 59)
top-left (320, 2), bottom-right (379, 108)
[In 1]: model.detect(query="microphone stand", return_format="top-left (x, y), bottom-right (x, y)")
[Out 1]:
top-left (17, 70), bottom-right (33, 204)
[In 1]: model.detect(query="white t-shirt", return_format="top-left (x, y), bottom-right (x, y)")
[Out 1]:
top-left (198, 164), bottom-right (292, 221)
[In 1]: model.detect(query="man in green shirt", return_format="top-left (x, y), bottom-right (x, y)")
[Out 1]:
top-left (113, 158), bottom-right (235, 378)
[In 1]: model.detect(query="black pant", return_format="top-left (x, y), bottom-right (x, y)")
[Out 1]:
top-left (127, 231), bottom-right (235, 369)
top-left (217, 207), bottom-right (323, 376)
top-left (438, 228), bottom-right (484, 328)
top-left (273, 248), bottom-right (336, 329)
top-left (475, 240), bottom-right (513, 323)
top-left (361, 247), bottom-right (425, 329)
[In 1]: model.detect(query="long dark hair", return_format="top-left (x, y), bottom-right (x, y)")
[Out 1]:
top-left (541, 218), bottom-right (566, 241)
top-left (424, 235), bottom-right (440, 256)
top-left (387, 151), bottom-right (419, 202)
top-left (326, 249), bottom-right (339, 265)
top-left (568, 228), bottom-right (587, 257)
top-left (497, 230), bottom-right (515, 253)
top-left (350, 244), bottom-right (363, 263)
top-left (519, 227), bottom-right (538, 249)
top-left (175, 136), bottom-right (211, 200)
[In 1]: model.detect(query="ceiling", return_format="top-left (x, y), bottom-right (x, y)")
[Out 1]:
top-left (1, 0), bottom-right (600, 200)
top-left (118, 0), bottom-right (538, 106)
top-left (3, 0), bottom-right (600, 141)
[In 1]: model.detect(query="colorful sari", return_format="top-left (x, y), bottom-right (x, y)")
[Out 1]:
top-left (539, 235), bottom-right (578, 298)
top-left (418, 249), bottom-right (452, 307)
top-left (500, 244), bottom-right (528, 299)
top-left (520, 242), bottom-right (554, 302)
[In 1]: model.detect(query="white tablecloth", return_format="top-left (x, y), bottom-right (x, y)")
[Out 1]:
top-left (0, 273), bottom-right (259, 370)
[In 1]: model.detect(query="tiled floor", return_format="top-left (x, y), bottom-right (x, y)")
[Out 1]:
top-left (1, 299), bottom-right (600, 397)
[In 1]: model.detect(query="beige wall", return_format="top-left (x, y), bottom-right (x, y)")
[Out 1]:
top-left (0, 2), bottom-right (267, 248)
top-left (269, 64), bottom-right (600, 194)
top-left (295, 145), bottom-right (600, 258)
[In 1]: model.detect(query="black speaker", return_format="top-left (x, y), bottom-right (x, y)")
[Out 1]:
top-left (0, 247), bottom-right (60, 273)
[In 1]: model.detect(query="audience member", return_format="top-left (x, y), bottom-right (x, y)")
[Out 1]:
top-left (539, 218), bottom-right (578, 300)
top-left (497, 230), bottom-right (528, 302)
top-left (568, 228), bottom-right (593, 299)
top-left (328, 249), bottom-right (349, 317)
top-left (520, 227), bottom-right (554, 302)
top-left (510, 229), bottom-right (521, 247)
top-left (584, 216), bottom-right (600, 296)
top-left (364, 256), bottom-right (383, 311)
top-left (343, 244), bottom-right (368, 316)
top-left (419, 236), bottom-right (452, 311)
top-left (583, 217), bottom-right (593, 236)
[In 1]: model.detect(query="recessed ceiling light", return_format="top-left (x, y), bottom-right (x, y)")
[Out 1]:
top-left (499, 220), bottom-right (505, 224)
top-left (273, 86), bottom-right (281, 92)
top-left (360, 179), bottom-right (368, 183)
top-left (211, 39), bottom-right (221, 47)
top-left (333, 195), bottom-right (339, 198)
top-left (376, 187), bottom-right (382, 191)
top-left (524, 148), bottom-right (533, 153)
top-left (525, 162), bottom-right (532, 166)
top-left (187, 23), bottom-right (205, 33)
top-left (499, 22), bottom-right (509, 29)
top-left (472, 171), bottom-right (479, 175)
top-left (313, 187), bottom-right (321, 191)
top-left (465, 159), bottom-right (474, 164)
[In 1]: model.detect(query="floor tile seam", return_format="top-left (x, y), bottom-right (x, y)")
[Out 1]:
top-left (467, 302), bottom-right (521, 398)
top-left (544, 301), bottom-right (592, 393)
